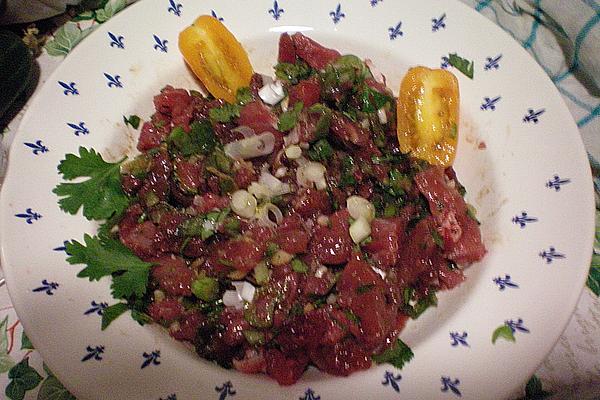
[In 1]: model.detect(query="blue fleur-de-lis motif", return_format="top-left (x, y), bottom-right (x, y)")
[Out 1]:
top-left (269, 1), bottom-right (284, 20)
top-left (215, 381), bottom-right (236, 400)
top-left (512, 211), bottom-right (538, 228)
top-left (84, 300), bottom-right (108, 316)
top-left (104, 73), bottom-right (123, 88)
top-left (370, 0), bottom-right (383, 6)
top-left (153, 35), bottom-right (169, 53)
top-left (450, 331), bottom-right (469, 347)
top-left (539, 246), bottom-right (566, 264)
top-left (523, 108), bottom-right (545, 123)
top-left (67, 121), bottom-right (89, 136)
top-left (81, 345), bottom-right (104, 362)
top-left (480, 96), bottom-right (501, 111)
top-left (53, 240), bottom-right (69, 252)
top-left (58, 81), bottom-right (78, 96)
top-left (141, 350), bottom-right (161, 369)
top-left (167, 0), bottom-right (182, 16)
top-left (15, 208), bottom-right (42, 224)
top-left (159, 395), bottom-right (177, 400)
top-left (388, 22), bottom-right (403, 40)
top-left (24, 140), bottom-right (48, 155)
top-left (546, 175), bottom-right (571, 191)
top-left (32, 279), bottom-right (59, 295)
top-left (211, 10), bottom-right (224, 22)
top-left (493, 274), bottom-right (519, 290)
top-left (432, 13), bottom-right (447, 32)
top-left (505, 318), bottom-right (530, 334)
top-left (108, 32), bottom-right (124, 49)
top-left (441, 376), bottom-right (461, 397)
top-left (441, 56), bottom-right (450, 69)
top-left (300, 388), bottom-right (320, 400)
top-left (329, 4), bottom-right (345, 24)
top-left (382, 370), bottom-right (402, 392)
top-left (484, 54), bottom-right (502, 70)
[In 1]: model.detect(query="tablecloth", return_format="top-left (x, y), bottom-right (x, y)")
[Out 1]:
top-left (0, 0), bottom-right (599, 399)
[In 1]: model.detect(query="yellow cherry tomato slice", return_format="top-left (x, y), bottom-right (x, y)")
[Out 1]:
top-left (396, 66), bottom-right (459, 167)
top-left (179, 15), bottom-right (253, 104)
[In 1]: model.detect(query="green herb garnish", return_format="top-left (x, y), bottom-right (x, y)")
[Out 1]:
top-left (209, 103), bottom-right (241, 123)
top-left (448, 53), bottom-right (474, 79)
top-left (53, 147), bottom-right (129, 220)
top-left (278, 101), bottom-right (303, 132)
top-left (372, 339), bottom-right (414, 369)
top-left (274, 61), bottom-right (313, 84)
top-left (123, 114), bottom-right (141, 129)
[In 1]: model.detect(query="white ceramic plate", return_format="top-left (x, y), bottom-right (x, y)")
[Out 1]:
top-left (0, 0), bottom-right (595, 399)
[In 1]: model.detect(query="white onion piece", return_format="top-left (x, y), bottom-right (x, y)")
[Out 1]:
top-left (248, 182), bottom-right (273, 200)
top-left (223, 290), bottom-right (244, 309)
top-left (346, 196), bottom-right (375, 222)
top-left (365, 59), bottom-right (386, 84)
top-left (297, 161), bottom-right (327, 190)
top-left (283, 128), bottom-right (299, 147)
top-left (315, 265), bottom-right (328, 278)
top-left (349, 216), bottom-right (371, 244)
top-left (231, 125), bottom-right (256, 138)
top-left (240, 282), bottom-right (256, 302)
top-left (326, 293), bottom-right (337, 305)
top-left (371, 266), bottom-right (386, 280)
top-left (275, 167), bottom-right (287, 178)
top-left (224, 132), bottom-right (276, 160)
top-left (259, 170), bottom-right (291, 195)
top-left (285, 145), bottom-right (302, 159)
top-left (231, 190), bottom-right (257, 219)
top-left (256, 203), bottom-right (283, 228)
top-left (377, 108), bottom-right (388, 124)
top-left (280, 96), bottom-right (290, 112)
top-left (258, 80), bottom-right (285, 105)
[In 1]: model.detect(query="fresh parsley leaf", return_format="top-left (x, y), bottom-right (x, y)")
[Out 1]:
top-left (274, 61), bottom-right (313, 84)
top-left (448, 53), bottom-right (474, 79)
top-left (372, 339), bottom-right (414, 369)
top-left (588, 252), bottom-right (600, 296)
top-left (53, 147), bottom-right (129, 221)
top-left (131, 309), bottom-right (152, 326)
top-left (307, 139), bottom-right (334, 162)
top-left (209, 103), bottom-right (241, 123)
top-left (123, 114), bottom-right (141, 129)
top-left (66, 234), bottom-right (153, 299)
top-left (5, 358), bottom-right (42, 400)
top-left (491, 324), bottom-right (516, 344)
top-left (101, 303), bottom-right (129, 330)
top-left (236, 87), bottom-right (253, 106)
top-left (278, 101), bottom-right (303, 132)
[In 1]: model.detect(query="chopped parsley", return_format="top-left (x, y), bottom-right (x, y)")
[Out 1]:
top-left (372, 339), bottom-right (414, 369)
top-left (359, 86), bottom-right (393, 113)
top-left (448, 53), bottom-right (474, 79)
top-left (123, 114), bottom-right (141, 129)
top-left (235, 87), bottom-right (253, 106)
top-left (168, 120), bottom-right (218, 156)
top-left (356, 283), bottom-right (375, 294)
top-left (209, 103), bottom-right (241, 123)
top-left (278, 101), bottom-right (303, 132)
top-left (307, 139), bottom-right (334, 162)
top-left (274, 61), bottom-right (313, 84)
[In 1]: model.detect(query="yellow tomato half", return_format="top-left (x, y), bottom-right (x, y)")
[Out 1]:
top-left (397, 66), bottom-right (459, 167)
top-left (179, 15), bottom-right (253, 104)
